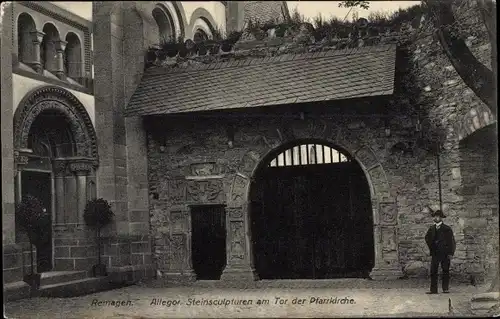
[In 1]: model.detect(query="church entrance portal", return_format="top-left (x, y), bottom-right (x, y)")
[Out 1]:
top-left (251, 142), bottom-right (374, 279)
top-left (191, 205), bottom-right (227, 280)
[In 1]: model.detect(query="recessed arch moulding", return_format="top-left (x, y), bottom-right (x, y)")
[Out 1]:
top-left (133, 2), bottom-right (188, 41)
top-left (13, 85), bottom-right (98, 166)
top-left (147, 116), bottom-right (413, 281)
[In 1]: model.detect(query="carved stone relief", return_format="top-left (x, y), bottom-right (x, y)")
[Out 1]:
top-left (369, 165), bottom-right (391, 198)
top-left (168, 179), bottom-right (186, 203)
top-left (186, 179), bottom-right (224, 203)
top-left (240, 151), bottom-right (260, 176)
top-left (227, 206), bottom-right (244, 219)
top-left (170, 210), bottom-right (187, 233)
top-left (380, 202), bottom-right (398, 225)
top-left (355, 146), bottom-right (378, 169)
top-left (230, 174), bottom-right (249, 207)
top-left (190, 163), bottom-right (219, 176)
top-left (381, 227), bottom-right (397, 253)
top-left (170, 234), bottom-right (186, 268)
top-left (230, 221), bottom-right (245, 262)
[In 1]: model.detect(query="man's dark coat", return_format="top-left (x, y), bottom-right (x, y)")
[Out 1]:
top-left (425, 223), bottom-right (456, 256)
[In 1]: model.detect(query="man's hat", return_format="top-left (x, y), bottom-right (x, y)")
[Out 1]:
top-left (431, 210), bottom-right (446, 218)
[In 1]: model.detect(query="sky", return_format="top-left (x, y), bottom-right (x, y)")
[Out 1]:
top-left (287, 1), bottom-right (420, 21)
top-left (51, 1), bottom-right (421, 22)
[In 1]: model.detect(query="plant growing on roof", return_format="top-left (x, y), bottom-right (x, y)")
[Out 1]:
top-left (15, 195), bottom-right (50, 288)
top-left (84, 198), bottom-right (114, 277)
top-left (211, 25), bottom-right (224, 41)
top-left (159, 36), bottom-right (184, 58)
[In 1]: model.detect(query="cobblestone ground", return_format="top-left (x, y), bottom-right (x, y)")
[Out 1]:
top-left (4, 280), bottom-right (485, 319)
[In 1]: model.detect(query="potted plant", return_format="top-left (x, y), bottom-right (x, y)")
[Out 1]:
top-left (16, 195), bottom-right (49, 289)
top-left (84, 198), bottom-right (114, 277)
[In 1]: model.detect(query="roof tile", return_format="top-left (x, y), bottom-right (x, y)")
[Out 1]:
top-left (125, 44), bottom-right (397, 116)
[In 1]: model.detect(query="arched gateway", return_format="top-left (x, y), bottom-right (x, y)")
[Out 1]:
top-left (13, 86), bottom-right (98, 272)
top-left (222, 125), bottom-right (402, 281)
top-left (250, 140), bottom-right (374, 279)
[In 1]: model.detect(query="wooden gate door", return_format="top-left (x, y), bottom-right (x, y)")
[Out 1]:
top-left (252, 161), bottom-right (373, 279)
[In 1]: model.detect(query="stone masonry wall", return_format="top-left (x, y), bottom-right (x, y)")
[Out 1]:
top-left (146, 112), bottom-right (481, 281)
top-left (410, 6), bottom-right (498, 283)
top-left (459, 128), bottom-right (498, 283)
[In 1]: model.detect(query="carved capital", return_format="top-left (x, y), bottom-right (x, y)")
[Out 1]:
top-left (30, 30), bottom-right (45, 44)
top-left (55, 40), bottom-right (67, 52)
top-left (52, 159), bottom-right (67, 176)
top-left (69, 158), bottom-right (94, 175)
top-left (14, 149), bottom-right (32, 170)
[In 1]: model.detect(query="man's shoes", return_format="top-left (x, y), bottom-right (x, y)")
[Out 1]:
top-left (426, 291), bottom-right (438, 294)
top-left (442, 290), bottom-right (449, 293)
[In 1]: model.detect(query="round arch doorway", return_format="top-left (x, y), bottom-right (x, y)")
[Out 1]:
top-left (250, 140), bottom-right (374, 279)
top-left (17, 110), bottom-right (77, 272)
top-left (14, 86), bottom-right (99, 274)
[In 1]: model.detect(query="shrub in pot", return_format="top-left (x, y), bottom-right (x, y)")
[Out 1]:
top-left (83, 198), bottom-right (114, 277)
top-left (16, 195), bottom-right (49, 289)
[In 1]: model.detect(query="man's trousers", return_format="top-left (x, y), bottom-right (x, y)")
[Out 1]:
top-left (430, 254), bottom-right (450, 292)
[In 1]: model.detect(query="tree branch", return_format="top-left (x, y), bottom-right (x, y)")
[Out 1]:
top-left (424, 0), bottom-right (496, 116)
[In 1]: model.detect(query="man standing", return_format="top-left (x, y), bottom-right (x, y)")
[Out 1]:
top-left (425, 210), bottom-right (456, 294)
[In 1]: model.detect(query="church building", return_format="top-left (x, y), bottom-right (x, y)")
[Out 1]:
top-left (2, 1), bottom-right (497, 301)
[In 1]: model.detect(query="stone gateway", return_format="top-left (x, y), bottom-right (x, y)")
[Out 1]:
top-left (2, 1), bottom-right (498, 302)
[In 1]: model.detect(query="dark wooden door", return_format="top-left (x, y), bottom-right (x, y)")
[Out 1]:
top-left (191, 206), bottom-right (226, 280)
top-left (252, 162), bottom-right (374, 279)
top-left (21, 171), bottom-right (53, 272)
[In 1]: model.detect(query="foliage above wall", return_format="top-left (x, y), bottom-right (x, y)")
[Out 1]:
top-left (144, 3), bottom-right (491, 156)
top-left (145, 5), bottom-right (427, 66)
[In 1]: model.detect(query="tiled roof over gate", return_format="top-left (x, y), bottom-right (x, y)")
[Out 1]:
top-left (125, 44), bottom-right (397, 117)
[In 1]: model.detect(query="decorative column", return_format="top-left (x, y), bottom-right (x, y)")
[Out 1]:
top-left (13, 149), bottom-right (31, 202)
top-left (221, 205), bottom-right (258, 281)
top-left (369, 202), bottom-right (404, 280)
top-left (28, 30), bottom-right (45, 74)
top-left (54, 40), bottom-right (67, 80)
top-left (69, 159), bottom-right (93, 224)
top-left (166, 205), bottom-right (196, 282)
top-left (53, 159), bottom-right (67, 224)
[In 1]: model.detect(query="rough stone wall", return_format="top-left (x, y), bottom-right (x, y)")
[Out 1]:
top-left (459, 129), bottom-right (498, 283)
top-left (410, 6), bottom-right (498, 283)
top-left (146, 111), bottom-right (483, 281)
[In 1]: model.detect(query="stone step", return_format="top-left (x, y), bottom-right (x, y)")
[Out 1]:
top-left (40, 271), bottom-right (88, 286)
top-left (4, 281), bottom-right (31, 301)
top-left (470, 292), bottom-right (500, 315)
top-left (36, 277), bottom-right (118, 298)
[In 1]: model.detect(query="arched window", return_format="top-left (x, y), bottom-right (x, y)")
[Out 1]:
top-left (64, 32), bottom-right (82, 79)
top-left (17, 13), bottom-right (36, 65)
top-left (193, 28), bottom-right (209, 43)
top-left (41, 23), bottom-right (60, 72)
top-left (269, 143), bottom-right (351, 167)
top-left (152, 6), bottom-right (175, 43)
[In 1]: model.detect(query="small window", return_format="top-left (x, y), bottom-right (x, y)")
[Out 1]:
top-left (269, 143), bottom-right (350, 167)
